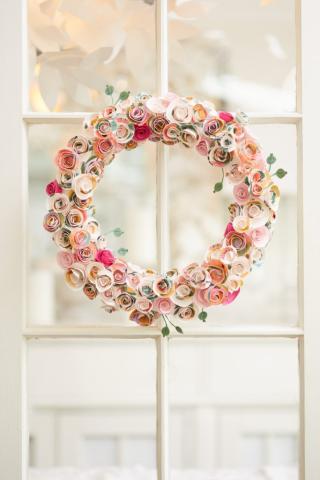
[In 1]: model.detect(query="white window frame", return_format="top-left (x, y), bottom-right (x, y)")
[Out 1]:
top-left (0, 0), bottom-right (320, 478)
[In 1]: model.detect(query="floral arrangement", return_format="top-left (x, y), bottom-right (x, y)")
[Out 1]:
top-left (43, 86), bottom-right (287, 335)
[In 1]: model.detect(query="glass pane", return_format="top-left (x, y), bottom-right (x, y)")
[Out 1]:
top-left (169, 0), bottom-right (296, 112)
top-left (169, 338), bottom-right (299, 475)
top-left (28, 123), bottom-right (156, 325)
top-left (28, 0), bottom-right (156, 112)
top-left (28, 339), bottom-right (156, 475)
top-left (168, 124), bottom-right (297, 327)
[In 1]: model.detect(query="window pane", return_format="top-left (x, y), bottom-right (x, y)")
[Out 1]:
top-left (28, 339), bottom-right (156, 474)
top-left (169, 0), bottom-right (296, 112)
top-left (169, 338), bottom-right (299, 475)
top-left (28, 0), bottom-right (156, 112)
top-left (28, 123), bottom-right (156, 325)
top-left (168, 124), bottom-right (297, 327)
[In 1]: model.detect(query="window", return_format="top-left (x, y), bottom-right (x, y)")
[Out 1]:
top-left (1, 1), bottom-right (320, 479)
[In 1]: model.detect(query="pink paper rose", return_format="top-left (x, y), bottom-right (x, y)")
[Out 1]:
top-left (95, 249), bottom-right (115, 267)
top-left (250, 226), bottom-right (271, 248)
top-left (219, 111), bottom-right (234, 122)
top-left (223, 289), bottom-right (240, 305)
top-left (46, 179), bottom-right (63, 196)
top-left (133, 124), bottom-right (152, 141)
top-left (233, 183), bottom-right (250, 205)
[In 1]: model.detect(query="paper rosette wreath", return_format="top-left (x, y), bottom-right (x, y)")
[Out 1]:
top-left (43, 86), bottom-right (287, 336)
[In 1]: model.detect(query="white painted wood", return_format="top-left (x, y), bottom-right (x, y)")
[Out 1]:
top-left (300, 1), bottom-right (320, 478)
top-left (23, 325), bottom-right (304, 339)
top-left (155, 1), bottom-right (169, 479)
top-left (23, 111), bottom-right (302, 125)
top-left (0, 0), bottom-right (26, 478)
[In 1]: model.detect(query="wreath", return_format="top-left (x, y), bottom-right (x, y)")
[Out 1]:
top-left (43, 86), bottom-right (287, 336)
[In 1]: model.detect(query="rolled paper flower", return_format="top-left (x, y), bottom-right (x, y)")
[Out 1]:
top-left (250, 225), bottom-right (271, 248)
top-left (153, 276), bottom-right (175, 297)
top-left (103, 105), bottom-right (117, 118)
top-left (196, 137), bottom-right (209, 156)
top-left (83, 158), bottom-right (104, 178)
top-left (228, 203), bottom-right (242, 221)
top-left (83, 219), bottom-right (100, 241)
top-left (95, 249), bottom-right (115, 267)
top-left (180, 125), bottom-right (199, 148)
top-left (235, 111), bottom-right (249, 124)
top-left (225, 162), bottom-right (246, 184)
top-left (230, 256), bottom-right (251, 277)
top-left (193, 103), bottom-right (208, 123)
top-left (46, 179), bottom-right (63, 196)
top-left (223, 288), bottom-right (240, 305)
top-left (73, 195), bottom-right (93, 211)
top-left (43, 212), bottom-right (61, 232)
top-left (96, 235), bottom-right (108, 250)
top-left (57, 251), bottom-right (74, 269)
top-left (128, 105), bottom-right (148, 124)
top-left (232, 215), bottom-right (250, 233)
top-left (115, 292), bottom-right (136, 311)
top-left (205, 259), bottom-right (228, 285)
top-left (219, 132), bottom-right (236, 152)
top-left (224, 222), bottom-right (235, 237)
top-left (208, 144), bottom-right (233, 167)
top-left (67, 135), bottom-right (90, 154)
top-left (127, 272), bottom-right (141, 289)
top-left (65, 208), bottom-right (87, 228)
top-left (57, 172), bottom-right (73, 190)
top-left (73, 174), bottom-right (97, 200)
top-left (53, 227), bottom-right (71, 249)
top-left (50, 193), bottom-right (70, 215)
top-left (54, 148), bottom-right (79, 173)
top-left (93, 136), bottom-right (115, 159)
top-left (206, 243), bottom-right (223, 262)
top-left (172, 279), bottom-right (195, 307)
top-left (220, 245), bottom-right (237, 264)
top-left (154, 297), bottom-right (174, 315)
top-left (219, 111), bottom-right (234, 122)
top-left (203, 116), bottom-right (225, 138)
top-left (148, 115), bottom-right (169, 136)
top-left (225, 231), bottom-right (251, 256)
top-left (135, 296), bottom-right (153, 313)
top-left (243, 199), bottom-right (270, 228)
top-left (139, 277), bottom-right (157, 300)
top-left (186, 266), bottom-right (211, 290)
top-left (125, 140), bottom-right (138, 150)
top-left (95, 269), bottom-right (114, 292)
top-left (162, 123), bottom-right (181, 144)
top-left (130, 309), bottom-right (154, 326)
top-left (225, 275), bottom-right (243, 292)
top-left (251, 182), bottom-right (264, 197)
top-left (207, 285), bottom-right (228, 305)
top-left (69, 228), bottom-right (91, 249)
top-left (86, 262), bottom-right (105, 283)
top-left (111, 261), bottom-right (127, 284)
top-left (146, 96), bottom-right (168, 114)
top-left (166, 98), bottom-right (193, 124)
top-left (133, 124), bottom-right (151, 142)
top-left (176, 304), bottom-right (198, 320)
top-left (65, 262), bottom-right (86, 290)
top-left (74, 244), bottom-right (96, 264)
top-left (233, 183), bottom-right (250, 205)
top-left (250, 247), bottom-right (264, 266)
top-left (83, 282), bottom-right (98, 300)
top-left (111, 117), bottom-right (135, 144)
top-left (239, 138), bottom-right (261, 170)
top-left (195, 288), bottom-right (211, 308)
top-left (94, 118), bottom-right (112, 137)
top-left (228, 123), bottom-right (246, 144)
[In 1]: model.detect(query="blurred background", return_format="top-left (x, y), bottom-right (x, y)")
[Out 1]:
top-left (27, 0), bottom-right (299, 478)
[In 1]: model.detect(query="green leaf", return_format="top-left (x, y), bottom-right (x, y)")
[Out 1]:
top-left (274, 168), bottom-right (287, 179)
top-left (198, 311), bottom-right (208, 322)
top-left (213, 182), bottom-right (223, 193)
top-left (113, 227), bottom-right (124, 237)
top-left (267, 153), bottom-right (277, 165)
top-left (244, 176), bottom-right (250, 186)
top-left (162, 326), bottom-right (170, 337)
top-left (119, 90), bottom-right (130, 101)
top-left (117, 248), bottom-right (128, 256)
top-left (175, 326), bottom-right (184, 334)
top-left (105, 84), bottom-right (114, 96)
